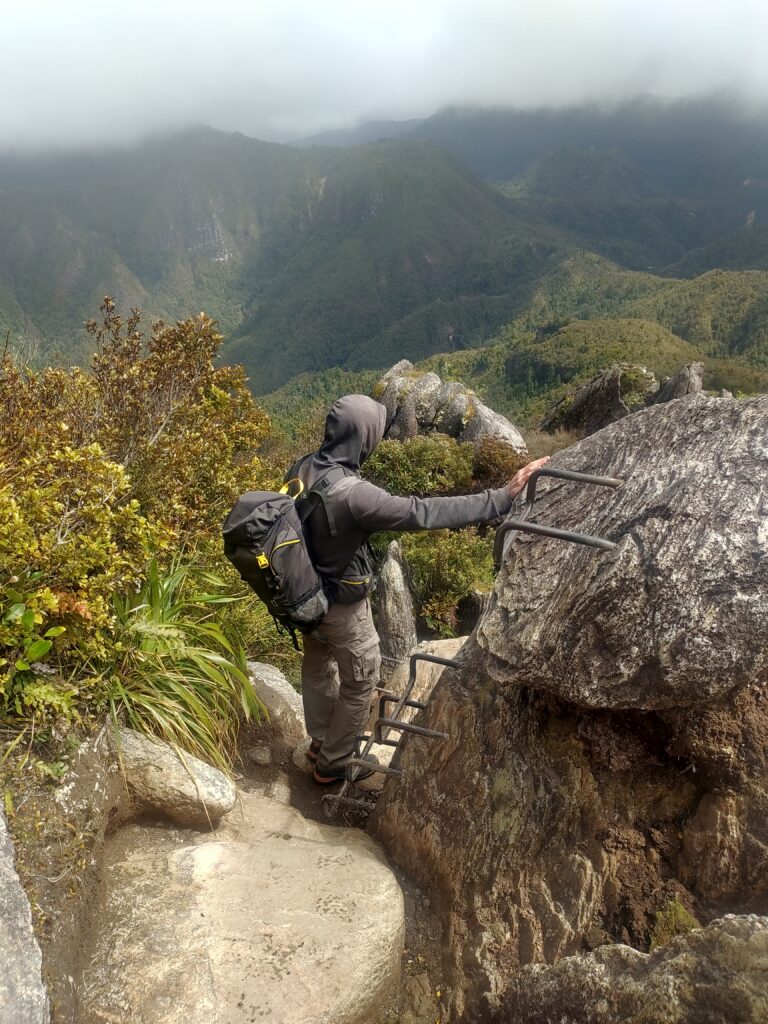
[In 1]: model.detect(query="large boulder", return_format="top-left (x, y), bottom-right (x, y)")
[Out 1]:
top-left (651, 361), bottom-right (705, 404)
top-left (481, 395), bottom-right (768, 710)
top-left (77, 791), bottom-right (404, 1024)
top-left (540, 361), bottom-right (706, 437)
top-left (499, 915), bottom-right (768, 1024)
top-left (0, 808), bottom-right (49, 1024)
top-left (375, 360), bottom-right (527, 453)
top-left (371, 395), bottom-right (768, 1020)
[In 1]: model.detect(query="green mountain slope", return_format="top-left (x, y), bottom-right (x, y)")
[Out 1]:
top-left (3, 102), bottom-right (768, 395)
top-left (226, 140), bottom-right (565, 391)
top-left (0, 127), bottom-right (324, 359)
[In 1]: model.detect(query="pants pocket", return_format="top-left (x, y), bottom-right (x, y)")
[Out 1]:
top-left (341, 633), bottom-right (381, 683)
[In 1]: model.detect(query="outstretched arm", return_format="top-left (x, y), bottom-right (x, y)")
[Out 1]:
top-left (348, 457), bottom-right (551, 533)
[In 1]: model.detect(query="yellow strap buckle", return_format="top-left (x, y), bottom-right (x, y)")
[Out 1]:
top-left (256, 553), bottom-right (269, 569)
top-left (279, 477), bottom-right (305, 499)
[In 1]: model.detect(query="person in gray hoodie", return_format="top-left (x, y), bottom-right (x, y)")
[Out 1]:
top-left (286, 394), bottom-right (548, 784)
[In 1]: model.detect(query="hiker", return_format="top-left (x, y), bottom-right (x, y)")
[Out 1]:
top-left (286, 394), bottom-right (549, 784)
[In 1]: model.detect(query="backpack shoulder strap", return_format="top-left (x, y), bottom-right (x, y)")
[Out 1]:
top-left (299, 467), bottom-right (359, 537)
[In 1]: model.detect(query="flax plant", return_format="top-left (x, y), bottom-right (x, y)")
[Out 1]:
top-left (106, 560), bottom-right (264, 771)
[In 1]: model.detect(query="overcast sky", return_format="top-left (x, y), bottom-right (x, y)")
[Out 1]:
top-left (3, 0), bottom-right (768, 150)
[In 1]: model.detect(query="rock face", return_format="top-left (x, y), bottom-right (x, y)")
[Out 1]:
top-left (541, 361), bottom-right (707, 436)
top-left (652, 361), bottom-right (705, 404)
top-left (375, 360), bottom-right (527, 453)
top-left (0, 808), bottom-right (49, 1024)
top-left (77, 791), bottom-right (404, 1024)
top-left (114, 728), bottom-right (236, 827)
top-left (540, 363), bottom-right (658, 435)
top-left (499, 915), bottom-right (768, 1024)
top-left (376, 541), bottom-right (419, 683)
top-left (371, 396), bottom-right (768, 1020)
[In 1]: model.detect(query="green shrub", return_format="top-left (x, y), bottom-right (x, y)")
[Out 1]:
top-left (0, 442), bottom-right (159, 683)
top-left (401, 529), bottom-right (495, 635)
top-left (0, 299), bottom-right (278, 748)
top-left (363, 434), bottom-right (474, 496)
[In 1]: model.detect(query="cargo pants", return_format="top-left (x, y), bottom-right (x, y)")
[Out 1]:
top-left (301, 598), bottom-right (382, 773)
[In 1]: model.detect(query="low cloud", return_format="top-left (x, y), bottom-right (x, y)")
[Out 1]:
top-left (2, 0), bottom-right (767, 150)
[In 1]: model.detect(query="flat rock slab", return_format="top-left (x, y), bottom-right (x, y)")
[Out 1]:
top-left (77, 792), bottom-right (404, 1024)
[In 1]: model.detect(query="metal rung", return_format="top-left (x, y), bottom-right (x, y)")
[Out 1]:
top-left (374, 717), bottom-right (449, 742)
top-left (494, 465), bottom-right (624, 567)
top-left (345, 757), bottom-right (403, 780)
top-left (322, 794), bottom-right (377, 816)
top-left (498, 518), bottom-right (618, 551)
top-left (379, 693), bottom-right (427, 716)
top-left (322, 651), bottom-right (457, 820)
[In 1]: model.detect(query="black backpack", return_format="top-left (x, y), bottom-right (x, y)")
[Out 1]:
top-left (222, 467), bottom-right (352, 644)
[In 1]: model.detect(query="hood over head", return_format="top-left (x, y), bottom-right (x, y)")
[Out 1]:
top-left (316, 394), bottom-right (388, 471)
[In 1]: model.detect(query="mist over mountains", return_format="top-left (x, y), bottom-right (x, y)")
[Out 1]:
top-left (3, 97), bottom-right (768, 398)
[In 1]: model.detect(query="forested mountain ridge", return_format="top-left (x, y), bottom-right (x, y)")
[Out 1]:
top-left (3, 98), bottom-right (768, 394)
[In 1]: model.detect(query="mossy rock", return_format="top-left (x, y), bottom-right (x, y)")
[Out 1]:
top-left (649, 896), bottom-right (700, 951)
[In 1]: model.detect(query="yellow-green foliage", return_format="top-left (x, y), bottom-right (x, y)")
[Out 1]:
top-left (0, 299), bottom-right (273, 731)
top-left (0, 444), bottom-right (159, 711)
top-left (649, 896), bottom-right (700, 951)
top-left (401, 529), bottom-right (495, 635)
top-left (363, 434), bottom-right (474, 497)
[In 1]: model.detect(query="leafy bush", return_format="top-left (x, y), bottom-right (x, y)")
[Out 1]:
top-left (400, 529), bottom-right (495, 635)
top-left (0, 442), bottom-right (159, 692)
top-left (363, 434), bottom-right (474, 496)
top-left (0, 299), bottom-right (277, 752)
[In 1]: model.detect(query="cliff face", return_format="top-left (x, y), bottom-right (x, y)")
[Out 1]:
top-left (371, 395), bottom-right (768, 1021)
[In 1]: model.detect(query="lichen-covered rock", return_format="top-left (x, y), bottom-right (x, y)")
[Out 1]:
top-left (114, 728), bottom-right (236, 827)
top-left (498, 915), bottom-right (768, 1024)
top-left (371, 396), bottom-right (768, 1020)
top-left (374, 360), bottom-right (526, 452)
top-left (0, 809), bottom-right (49, 1024)
top-left (540, 363), bottom-right (658, 435)
top-left (376, 541), bottom-right (418, 683)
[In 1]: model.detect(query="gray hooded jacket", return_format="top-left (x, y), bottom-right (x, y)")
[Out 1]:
top-left (287, 394), bottom-right (514, 602)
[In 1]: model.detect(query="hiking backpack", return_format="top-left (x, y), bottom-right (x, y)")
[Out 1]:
top-left (222, 466), bottom-right (353, 643)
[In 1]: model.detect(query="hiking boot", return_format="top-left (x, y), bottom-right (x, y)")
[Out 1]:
top-left (313, 754), bottom-right (379, 786)
top-left (306, 739), bottom-right (322, 763)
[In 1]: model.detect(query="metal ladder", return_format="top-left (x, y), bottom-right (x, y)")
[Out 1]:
top-left (321, 466), bottom-right (624, 819)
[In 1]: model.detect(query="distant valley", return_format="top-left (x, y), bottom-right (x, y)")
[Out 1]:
top-left (3, 95), bottom-right (768, 411)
